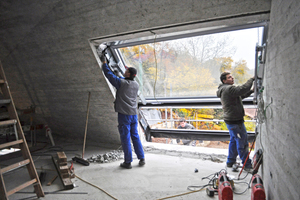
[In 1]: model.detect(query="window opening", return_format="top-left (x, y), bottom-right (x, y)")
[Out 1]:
top-left (117, 27), bottom-right (264, 100)
top-left (140, 106), bottom-right (256, 148)
top-left (90, 21), bottom-right (268, 149)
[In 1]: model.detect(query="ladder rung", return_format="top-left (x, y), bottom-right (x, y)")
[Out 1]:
top-left (0, 99), bottom-right (11, 104)
top-left (0, 139), bottom-right (23, 149)
top-left (0, 60), bottom-right (45, 198)
top-left (6, 178), bottom-right (37, 196)
top-left (0, 119), bottom-right (17, 126)
top-left (1, 159), bottom-right (30, 174)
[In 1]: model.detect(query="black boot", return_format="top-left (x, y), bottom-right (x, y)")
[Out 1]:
top-left (139, 159), bottom-right (145, 166)
top-left (120, 162), bottom-right (132, 169)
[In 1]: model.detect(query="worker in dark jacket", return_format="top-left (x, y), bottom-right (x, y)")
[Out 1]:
top-left (177, 118), bottom-right (196, 145)
top-left (216, 72), bottom-right (254, 171)
top-left (100, 55), bottom-right (145, 169)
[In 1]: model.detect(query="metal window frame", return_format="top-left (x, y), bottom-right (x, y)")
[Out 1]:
top-left (108, 21), bottom-right (268, 106)
top-left (90, 21), bottom-right (268, 142)
top-left (110, 21), bottom-right (268, 49)
top-left (139, 105), bottom-right (256, 142)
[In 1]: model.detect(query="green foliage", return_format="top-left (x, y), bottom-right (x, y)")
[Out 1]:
top-left (232, 60), bottom-right (251, 84)
top-left (244, 116), bottom-right (256, 132)
top-left (171, 108), bottom-right (255, 131)
top-left (215, 57), bottom-right (251, 85)
top-left (119, 32), bottom-right (253, 99)
top-left (213, 109), bottom-right (224, 120)
top-left (216, 57), bottom-right (233, 73)
top-left (219, 122), bottom-right (228, 130)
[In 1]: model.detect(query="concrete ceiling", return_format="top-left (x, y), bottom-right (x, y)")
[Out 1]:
top-left (0, 0), bottom-right (271, 145)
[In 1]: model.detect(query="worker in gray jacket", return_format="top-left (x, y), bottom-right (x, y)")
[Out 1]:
top-left (100, 55), bottom-right (145, 169)
top-left (216, 72), bottom-right (254, 171)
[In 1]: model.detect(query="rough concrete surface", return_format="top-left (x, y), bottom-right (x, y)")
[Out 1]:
top-left (1, 0), bottom-right (300, 199)
top-left (2, 141), bottom-right (254, 200)
top-left (0, 0), bottom-right (271, 144)
top-left (259, 0), bottom-right (300, 199)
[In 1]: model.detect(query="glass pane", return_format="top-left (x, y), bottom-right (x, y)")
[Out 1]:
top-left (141, 107), bottom-right (256, 132)
top-left (118, 27), bottom-right (263, 98)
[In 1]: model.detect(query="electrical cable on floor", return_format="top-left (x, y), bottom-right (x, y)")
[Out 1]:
top-left (32, 156), bottom-right (40, 162)
top-left (232, 181), bottom-right (250, 195)
top-left (156, 187), bottom-right (206, 200)
top-left (232, 170), bottom-right (250, 180)
top-left (187, 184), bottom-right (211, 191)
top-left (158, 169), bottom-right (224, 200)
top-left (28, 141), bottom-right (49, 154)
top-left (186, 168), bottom-right (253, 198)
top-left (75, 174), bottom-right (118, 200)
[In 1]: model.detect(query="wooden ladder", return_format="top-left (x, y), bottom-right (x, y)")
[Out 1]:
top-left (0, 61), bottom-right (44, 200)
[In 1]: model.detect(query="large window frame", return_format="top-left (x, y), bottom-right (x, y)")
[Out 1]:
top-left (89, 21), bottom-right (268, 142)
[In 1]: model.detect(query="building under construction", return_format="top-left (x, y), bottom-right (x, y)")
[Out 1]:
top-left (0, 0), bottom-right (299, 199)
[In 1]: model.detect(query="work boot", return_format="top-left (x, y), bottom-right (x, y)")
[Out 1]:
top-left (244, 166), bottom-right (253, 173)
top-left (120, 162), bottom-right (132, 169)
top-left (226, 162), bottom-right (235, 168)
top-left (139, 158), bottom-right (145, 166)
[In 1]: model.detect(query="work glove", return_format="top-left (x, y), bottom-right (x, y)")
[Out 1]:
top-left (100, 54), bottom-right (106, 63)
top-left (113, 68), bottom-right (122, 77)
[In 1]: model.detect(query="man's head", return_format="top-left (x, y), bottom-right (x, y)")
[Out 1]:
top-left (220, 72), bottom-right (234, 85)
top-left (124, 67), bottom-right (137, 80)
top-left (179, 118), bottom-right (187, 127)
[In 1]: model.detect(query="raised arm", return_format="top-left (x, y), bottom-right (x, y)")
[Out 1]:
top-left (102, 63), bottom-right (121, 89)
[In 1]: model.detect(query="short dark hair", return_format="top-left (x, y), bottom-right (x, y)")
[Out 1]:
top-left (128, 67), bottom-right (137, 79)
top-left (220, 72), bottom-right (231, 83)
top-left (179, 118), bottom-right (186, 122)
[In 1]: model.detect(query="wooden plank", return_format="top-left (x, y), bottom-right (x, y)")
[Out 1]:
top-left (59, 165), bottom-right (69, 173)
top-left (62, 172), bottom-right (70, 179)
top-left (0, 119), bottom-right (17, 126)
top-left (47, 175), bottom-right (58, 186)
top-left (0, 79), bottom-right (5, 84)
top-left (1, 159), bottom-right (30, 174)
top-left (52, 155), bottom-right (74, 190)
top-left (57, 152), bottom-right (67, 163)
top-left (0, 170), bottom-right (8, 199)
top-left (58, 161), bottom-right (68, 166)
top-left (7, 179), bottom-right (37, 196)
top-left (0, 139), bottom-right (23, 149)
top-left (62, 177), bottom-right (73, 189)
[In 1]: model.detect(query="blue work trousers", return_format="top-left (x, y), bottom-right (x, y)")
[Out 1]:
top-left (118, 113), bottom-right (145, 163)
top-left (226, 123), bottom-right (252, 168)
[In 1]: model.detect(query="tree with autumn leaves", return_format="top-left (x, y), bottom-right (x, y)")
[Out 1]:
top-left (119, 34), bottom-right (254, 131)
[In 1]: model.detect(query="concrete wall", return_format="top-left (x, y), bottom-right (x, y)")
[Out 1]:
top-left (2, 0), bottom-right (300, 199)
top-left (0, 0), bottom-right (271, 146)
top-left (260, 0), bottom-right (300, 199)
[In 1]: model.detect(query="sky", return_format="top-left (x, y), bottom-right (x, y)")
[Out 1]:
top-left (229, 27), bottom-right (263, 70)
